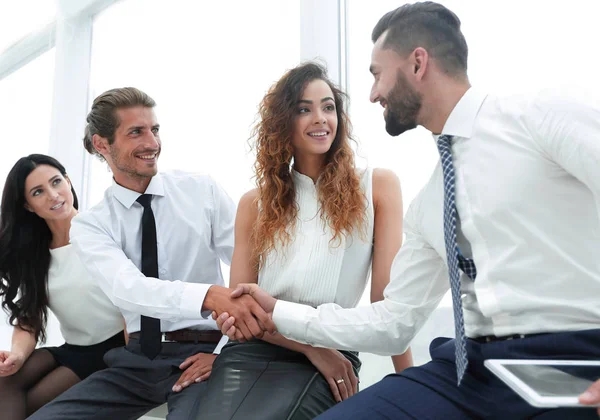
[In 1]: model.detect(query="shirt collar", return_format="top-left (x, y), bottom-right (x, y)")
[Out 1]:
top-left (436, 87), bottom-right (488, 140)
top-left (111, 173), bottom-right (166, 209)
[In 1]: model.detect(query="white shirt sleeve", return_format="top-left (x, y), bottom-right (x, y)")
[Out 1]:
top-left (272, 197), bottom-right (450, 355)
top-left (529, 89), bottom-right (600, 213)
top-left (209, 177), bottom-right (236, 265)
top-left (71, 213), bottom-right (211, 320)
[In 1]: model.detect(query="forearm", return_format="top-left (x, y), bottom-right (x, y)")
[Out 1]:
top-left (273, 299), bottom-right (419, 355)
top-left (391, 348), bottom-right (413, 373)
top-left (260, 331), bottom-right (313, 355)
top-left (11, 327), bottom-right (36, 359)
top-left (72, 216), bottom-right (211, 320)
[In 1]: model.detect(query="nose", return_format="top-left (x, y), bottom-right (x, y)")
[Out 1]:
top-left (143, 130), bottom-right (160, 149)
top-left (313, 109), bottom-right (326, 125)
top-left (370, 82), bottom-right (379, 103)
top-left (48, 189), bottom-right (60, 201)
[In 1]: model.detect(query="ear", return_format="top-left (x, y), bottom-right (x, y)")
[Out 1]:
top-left (24, 202), bottom-right (34, 212)
top-left (412, 47), bottom-right (429, 81)
top-left (92, 134), bottom-right (110, 160)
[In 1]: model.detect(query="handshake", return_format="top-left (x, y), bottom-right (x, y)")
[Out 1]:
top-left (204, 284), bottom-right (277, 341)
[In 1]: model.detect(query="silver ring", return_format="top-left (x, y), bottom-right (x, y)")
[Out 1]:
top-left (336, 378), bottom-right (345, 384)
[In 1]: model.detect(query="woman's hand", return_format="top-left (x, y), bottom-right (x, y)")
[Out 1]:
top-left (0, 350), bottom-right (25, 377)
top-left (304, 347), bottom-right (358, 403)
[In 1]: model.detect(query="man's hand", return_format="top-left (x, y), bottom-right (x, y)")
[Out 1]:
top-left (211, 284), bottom-right (278, 342)
top-left (172, 353), bottom-right (217, 393)
top-left (579, 379), bottom-right (600, 414)
top-left (304, 347), bottom-right (358, 403)
top-left (230, 283), bottom-right (277, 313)
top-left (0, 351), bottom-right (25, 377)
top-left (203, 285), bottom-right (276, 341)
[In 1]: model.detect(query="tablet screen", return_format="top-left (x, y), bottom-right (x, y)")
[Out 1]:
top-left (503, 364), bottom-right (600, 397)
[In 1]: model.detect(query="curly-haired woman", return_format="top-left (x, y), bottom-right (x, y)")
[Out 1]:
top-left (196, 62), bottom-right (412, 419)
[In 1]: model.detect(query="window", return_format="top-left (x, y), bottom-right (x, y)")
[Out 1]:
top-left (86, 0), bottom-right (302, 207)
top-left (0, 49), bottom-right (55, 197)
top-left (0, 0), bottom-right (56, 54)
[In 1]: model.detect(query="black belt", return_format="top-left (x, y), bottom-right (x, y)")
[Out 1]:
top-left (129, 329), bottom-right (223, 344)
top-left (471, 333), bottom-right (548, 343)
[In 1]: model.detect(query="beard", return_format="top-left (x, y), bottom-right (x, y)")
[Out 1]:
top-left (383, 70), bottom-right (422, 136)
top-left (109, 146), bottom-right (160, 180)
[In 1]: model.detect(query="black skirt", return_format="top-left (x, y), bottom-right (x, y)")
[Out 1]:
top-left (44, 331), bottom-right (126, 380)
top-left (198, 340), bottom-right (362, 420)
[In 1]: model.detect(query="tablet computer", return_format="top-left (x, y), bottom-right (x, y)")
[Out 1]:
top-left (484, 359), bottom-right (600, 408)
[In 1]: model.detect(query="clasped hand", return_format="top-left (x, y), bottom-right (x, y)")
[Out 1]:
top-left (210, 284), bottom-right (277, 342)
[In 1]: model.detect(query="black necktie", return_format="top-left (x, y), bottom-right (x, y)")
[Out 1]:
top-left (136, 194), bottom-right (162, 359)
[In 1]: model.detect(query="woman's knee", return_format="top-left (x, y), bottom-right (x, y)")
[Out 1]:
top-left (0, 373), bottom-right (26, 395)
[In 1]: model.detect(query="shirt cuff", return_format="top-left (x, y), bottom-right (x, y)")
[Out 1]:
top-left (272, 300), bottom-right (314, 344)
top-left (212, 335), bottom-right (229, 354)
top-left (179, 283), bottom-right (212, 319)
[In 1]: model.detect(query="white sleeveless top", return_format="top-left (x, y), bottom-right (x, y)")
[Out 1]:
top-left (259, 168), bottom-right (375, 308)
top-left (47, 245), bottom-right (124, 346)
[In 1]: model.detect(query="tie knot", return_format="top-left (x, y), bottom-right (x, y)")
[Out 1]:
top-left (136, 194), bottom-right (153, 209)
top-left (437, 134), bottom-right (453, 147)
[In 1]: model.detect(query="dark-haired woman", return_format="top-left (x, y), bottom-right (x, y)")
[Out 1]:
top-left (0, 154), bottom-right (125, 419)
top-left (197, 62), bottom-right (413, 419)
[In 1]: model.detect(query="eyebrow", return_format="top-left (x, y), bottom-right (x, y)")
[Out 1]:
top-left (126, 123), bottom-right (160, 133)
top-left (297, 97), bottom-right (335, 105)
top-left (29, 175), bottom-right (60, 194)
top-left (127, 125), bottom-right (144, 133)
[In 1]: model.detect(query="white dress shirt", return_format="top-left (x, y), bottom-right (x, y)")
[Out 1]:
top-left (48, 244), bottom-right (123, 346)
top-left (259, 168), bottom-right (374, 307)
top-left (70, 171), bottom-right (235, 351)
top-left (273, 87), bottom-right (600, 355)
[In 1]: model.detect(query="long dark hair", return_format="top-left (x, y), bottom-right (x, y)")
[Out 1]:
top-left (0, 154), bottom-right (78, 342)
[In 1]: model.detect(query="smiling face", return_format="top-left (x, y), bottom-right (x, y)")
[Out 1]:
top-left (95, 106), bottom-right (161, 191)
top-left (24, 164), bottom-right (76, 222)
top-left (290, 79), bottom-right (339, 159)
top-left (369, 35), bottom-right (423, 136)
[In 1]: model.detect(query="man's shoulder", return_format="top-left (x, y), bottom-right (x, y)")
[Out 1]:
top-left (72, 191), bottom-right (114, 231)
top-left (159, 170), bottom-right (216, 189)
top-left (490, 86), bottom-right (598, 115)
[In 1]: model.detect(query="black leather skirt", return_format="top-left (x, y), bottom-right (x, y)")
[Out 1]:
top-left (197, 340), bottom-right (361, 420)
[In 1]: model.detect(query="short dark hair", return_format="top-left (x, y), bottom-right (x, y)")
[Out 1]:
top-left (372, 1), bottom-right (468, 77)
top-left (83, 87), bottom-right (156, 161)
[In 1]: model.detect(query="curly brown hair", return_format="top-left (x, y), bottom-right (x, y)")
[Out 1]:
top-left (250, 62), bottom-right (366, 267)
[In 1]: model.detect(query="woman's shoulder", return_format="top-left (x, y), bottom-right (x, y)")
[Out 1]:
top-left (371, 168), bottom-right (401, 202)
top-left (372, 167), bottom-right (400, 184)
top-left (236, 189), bottom-right (260, 226)
top-left (239, 188), bottom-right (259, 211)
top-left (354, 167), bottom-right (399, 187)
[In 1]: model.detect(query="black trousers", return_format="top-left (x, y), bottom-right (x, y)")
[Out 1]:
top-left (317, 329), bottom-right (600, 419)
top-left (197, 340), bottom-right (361, 420)
top-left (27, 338), bottom-right (216, 420)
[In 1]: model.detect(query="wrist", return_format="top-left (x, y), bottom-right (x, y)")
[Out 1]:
top-left (301, 345), bottom-right (317, 357)
top-left (202, 285), bottom-right (225, 311)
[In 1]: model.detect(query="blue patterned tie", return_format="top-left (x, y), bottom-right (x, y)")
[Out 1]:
top-left (436, 135), bottom-right (477, 385)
